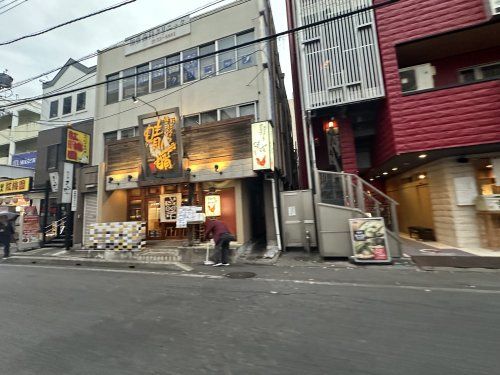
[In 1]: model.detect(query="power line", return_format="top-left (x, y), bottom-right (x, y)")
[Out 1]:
top-left (0, 0), bottom-right (249, 93)
top-left (0, 0), bottom-right (27, 15)
top-left (0, 0), bottom-right (399, 110)
top-left (0, 0), bottom-right (137, 46)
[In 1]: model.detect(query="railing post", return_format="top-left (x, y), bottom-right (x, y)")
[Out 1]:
top-left (314, 168), bottom-right (322, 203)
top-left (346, 174), bottom-right (355, 208)
top-left (356, 178), bottom-right (365, 213)
top-left (390, 202), bottom-right (399, 235)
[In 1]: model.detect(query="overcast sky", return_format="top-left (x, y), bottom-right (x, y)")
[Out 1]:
top-left (0, 0), bottom-right (292, 100)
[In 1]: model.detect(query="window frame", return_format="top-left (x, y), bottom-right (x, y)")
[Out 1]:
top-left (76, 92), bottom-right (86, 112)
top-left (151, 57), bottom-right (166, 92)
top-left (62, 96), bottom-right (72, 116)
top-left (458, 61), bottom-right (500, 83)
top-left (122, 67), bottom-right (136, 100)
top-left (136, 63), bottom-right (150, 97)
top-left (49, 100), bottom-right (59, 118)
top-left (200, 43), bottom-right (216, 79)
top-left (47, 144), bottom-right (58, 170)
top-left (182, 47), bottom-right (200, 83)
top-left (183, 114), bottom-right (200, 127)
top-left (106, 73), bottom-right (120, 104)
top-left (236, 30), bottom-right (256, 70)
top-left (166, 53), bottom-right (181, 89)
top-left (217, 35), bottom-right (237, 74)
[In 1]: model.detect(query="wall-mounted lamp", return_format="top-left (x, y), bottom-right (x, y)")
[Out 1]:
top-left (108, 177), bottom-right (114, 183)
top-left (214, 164), bottom-right (223, 175)
top-left (127, 175), bottom-right (133, 182)
top-left (131, 95), bottom-right (159, 117)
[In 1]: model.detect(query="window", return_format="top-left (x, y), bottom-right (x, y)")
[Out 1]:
top-left (120, 127), bottom-right (137, 139)
top-left (104, 131), bottom-right (118, 143)
top-left (218, 36), bottom-right (236, 73)
top-left (63, 96), bottom-right (72, 115)
top-left (76, 92), bottom-right (86, 111)
top-left (183, 115), bottom-right (199, 127)
top-left (106, 73), bottom-right (119, 104)
top-left (47, 145), bottom-right (58, 169)
top-left (201, 110), bottom-right (218, 124)
top-left (136, 64), bottom-right (150, 96)
top-left (49, 100), bottom-right (58, 118)
top-left (239, 103), bottom-right (256, 117)
top-left (182, 48), bottom-right (199, 83)
top-left (219, 106), bottom-right (237, 120)
top-left (151, 58), bottom-right (166, 92)
top-left (237, 30), bottom-right (255, 69)
top-left (122, 68), bottom-right (136, 100)
top-left (167, 54), bottom-right (181, 88)
top-left (200, 43), bottom-right (216, 79)
top-left (459, 62), bottom-right (500, 83)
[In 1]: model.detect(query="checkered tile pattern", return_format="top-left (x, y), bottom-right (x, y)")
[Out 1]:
top-left (87, 222), bottom-right (146, 251)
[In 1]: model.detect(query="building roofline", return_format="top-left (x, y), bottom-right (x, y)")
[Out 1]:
top-left (42, 58), bottom-right (97, 89)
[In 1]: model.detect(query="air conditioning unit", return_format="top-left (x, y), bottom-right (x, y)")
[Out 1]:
top-left (399, 64), bottom-right (436, 93)
top-left (485, 0), bottom-right (500, 16)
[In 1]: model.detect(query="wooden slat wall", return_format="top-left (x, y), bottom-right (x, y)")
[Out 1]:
top-left (106, 137), bottom-right (141, 172)
top-left (182, 116), bottom-right (252, 163)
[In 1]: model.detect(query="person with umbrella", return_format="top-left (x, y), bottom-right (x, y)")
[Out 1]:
top-left (0, 211), bottom-right (17, 258)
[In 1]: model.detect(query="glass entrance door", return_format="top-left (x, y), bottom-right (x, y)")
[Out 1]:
top-left (146, 199), bottom-right (162, 240)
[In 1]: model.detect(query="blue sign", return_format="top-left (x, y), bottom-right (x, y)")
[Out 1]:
top-left (12, 152), bottom-right (37, 169)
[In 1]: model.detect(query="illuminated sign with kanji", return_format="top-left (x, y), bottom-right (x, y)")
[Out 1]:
top-left (143, 115), bottom-right (179, 174)
top-left (0, 178), bottom-right (31, 195)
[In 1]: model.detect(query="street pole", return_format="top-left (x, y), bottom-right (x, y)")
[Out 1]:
top-left (187, 182), bottom-right (195, 246)
top-left (41, 180), bottom-right (50, 246)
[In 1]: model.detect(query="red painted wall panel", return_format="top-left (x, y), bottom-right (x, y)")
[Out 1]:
top-left (374, 0), bottom-right (497, 165)
top-left (339, 119), bottom-right (358, 173)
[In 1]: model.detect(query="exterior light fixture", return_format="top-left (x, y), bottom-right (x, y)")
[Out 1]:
top-left (418, 174), bottom-right (426, 180)
top-left (127, 175), bottom-right (133, 181)
top-left (382, 172), bottom-right (388, 175)
top-left (131, 95), bottom-right (158, 117)
top-left (108, 177), bottom-right (114, 183)
top-left (214, 164), bottom-right (222, 175)
top-left (392, 167), bottom-right (398, 171)
top-left (376, 175), bottom-right (380, 178)
top-left (419, 154), bottom-right (427, 159)
top-left (323, 118), bottom-right (339, 134)
top-left (486, 164), bottom-right (493, 168)
top-left (370, 178), bottom-right (374, 181)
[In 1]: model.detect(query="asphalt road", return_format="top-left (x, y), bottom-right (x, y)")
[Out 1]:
top-left (0, 263), bottom-right (499, 375)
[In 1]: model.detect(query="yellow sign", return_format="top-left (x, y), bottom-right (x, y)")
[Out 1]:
top-left (66, 128), bottom-right (90, 164)
top-left (205, 195), bottom-right (221, 217)
top-left (144, 116), bottom-right (178, 172)
top-left (0, 178), bottom-right (30, 195)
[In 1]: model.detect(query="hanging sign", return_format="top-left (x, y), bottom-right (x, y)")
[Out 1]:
top-left (0, 178), bottom-right (31, 195)
top-left (142, 114), bottom-right (181, 177)
top-left (66, 128), bottom-right (90, 164)
top-left (49, 172), bottom-right (59, 192)
top-left (205, 195), bottom-right (221, 217)
top-left (125, 16), bottom-right (191, 55)
top-left (11, 151), bottom-right (37, 169)
top-left (61, 163), bottom-right (74, 204)
top-left (71, 190), bottom-right (78, 211)
top-left (251, 121), bottom-right (274, 171)
top-left (159, 193), bottom-right (182, 223)
top-left (349, 217), bottom-right (391, 264)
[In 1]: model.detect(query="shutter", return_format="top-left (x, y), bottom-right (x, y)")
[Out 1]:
top-left (82, 193), bottom-right (98, 248)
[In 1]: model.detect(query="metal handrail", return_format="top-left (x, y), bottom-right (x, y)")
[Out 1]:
top-left (317, 170), bottom-right (399, 205)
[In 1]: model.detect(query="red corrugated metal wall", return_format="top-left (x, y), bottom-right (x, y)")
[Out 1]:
top-left (374, 0), bottom-right (499, 166)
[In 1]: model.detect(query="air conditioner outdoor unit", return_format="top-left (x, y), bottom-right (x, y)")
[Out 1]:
top-left (486, 0), bottom-right (500, 16)
top-left (399, 64), bottom-right (436, 93)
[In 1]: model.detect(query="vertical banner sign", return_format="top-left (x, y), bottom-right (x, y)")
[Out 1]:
top-left (66, 128), bottom-right (90, 164)
top-left (205, 195), bottom-right (221, 217)
top-left (61, 163), bottom-right (74, 204)
top-left (251, 121), bottom-right (274, 171)
top-left (71, 190), bottom-right (78, 212)
top-left (349, 217), bottom-right (391, 263)
top-left (159, 193), bottom-right (182, 223)
top-left (49, 172), bottom-right (59, 192)
top-left (22, 206), bottom-right (41, 244)
top-left (142, 114), bottom-right (181, 178)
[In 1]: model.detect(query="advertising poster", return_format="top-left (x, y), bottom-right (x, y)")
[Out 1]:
top-left (159, 193), bottom-right (182, 223)
top-left (66, 128), bottom-right (90, 164)
top-left (251, 121), bottom-right (274, 171)
top-left (22, 206), bottom-right (41, 244)
top-left (205, 195), bottom-right (221, 217)
top-left (349, 217), bottom-right (391, 263)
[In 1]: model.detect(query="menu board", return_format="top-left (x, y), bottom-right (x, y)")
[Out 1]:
top-left (349, 217), bottom-right (391, 263)
top-left (176, 206), bottom-right (204, 228)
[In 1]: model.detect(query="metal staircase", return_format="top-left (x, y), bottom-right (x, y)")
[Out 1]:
top-left (314, 170), bottom-right (401, 257)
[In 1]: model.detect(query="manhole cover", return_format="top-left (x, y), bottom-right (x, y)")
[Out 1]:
top-left (224, 272), bottom-right (256, 279)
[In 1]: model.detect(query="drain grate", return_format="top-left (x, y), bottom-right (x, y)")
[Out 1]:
top-left (224, 272), bottom-right (256, 279)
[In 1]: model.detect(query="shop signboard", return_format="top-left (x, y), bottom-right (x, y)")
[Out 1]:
top-left (71, 190), bottom-right (78, 211)
top-left (21, 206), bottom-right (41, 244)
top-left (125, 16), bottom-right (191, 55)
top-left (11, 151), bottom-right (37, 169)
top-left (0, 177), bottom-right (31, 195)
top-left (61, 163), bottom-right (74, 204)
top-left (66, 128), bottom-right (90, 164)
top-left (159, 193), bottom-right (182, 223)
top-left (348, 217), bottom-right (391, 264)
top-left (176, 206), bottom-right (204, 228)
top-left (251, 121), bottom-right (274, 171)
top-left (205, 195), bottom-right (221, 217)
top-left (141, 113), bottom-right (182, 179)
top-left (49, 172), bottom-right (59, 192)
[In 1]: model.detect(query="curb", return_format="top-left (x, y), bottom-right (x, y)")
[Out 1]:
top-left (1, 256), bottom-right (193, 272)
